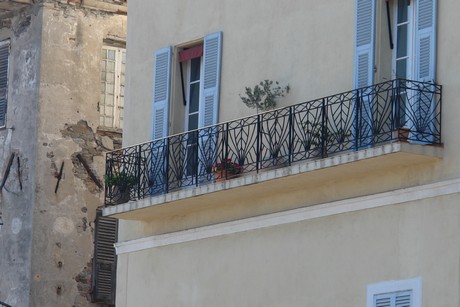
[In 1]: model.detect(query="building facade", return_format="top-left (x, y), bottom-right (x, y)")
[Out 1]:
top-left (0, 1), bottom-right (126, 306)
top-left (106, 0), bottom-right (459, 306)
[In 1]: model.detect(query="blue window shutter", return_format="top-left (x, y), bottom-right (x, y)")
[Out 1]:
top-left (353, 0), bottom-right (375, 149)
top-left (199, 32), bottom-right (222, 128)
top-left (152, 46), bottom-right (172, 139)
top-left (409, 0), bottom-right (437, 143)
top-left (415, 0), bottom-right (437, 82)
top-left (354, 0), bottom-right (375, 89)
top-left (0, 40), bottom-right (10, 128)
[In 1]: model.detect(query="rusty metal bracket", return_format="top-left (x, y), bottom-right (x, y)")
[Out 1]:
top-left (0, 153), bottom-right (15, 191)
top-left (76, 154), bottom-right (103, 189)
top-left (17, 156), bottom-right (22, 191)
top-left (54, 161), bottom-right (65, 194)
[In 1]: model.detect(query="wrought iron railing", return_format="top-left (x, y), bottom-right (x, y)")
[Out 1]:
top-left (105, 79), bottom-right (442, 206)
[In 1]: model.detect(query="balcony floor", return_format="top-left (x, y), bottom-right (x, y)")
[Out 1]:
top-left (104, 142), bottom-right (443, 221)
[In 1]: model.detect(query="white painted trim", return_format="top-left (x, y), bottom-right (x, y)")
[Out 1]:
top-left (366, 277), bottom-right (422, 307)
top-left (115, 177), bottom-right (460, 255)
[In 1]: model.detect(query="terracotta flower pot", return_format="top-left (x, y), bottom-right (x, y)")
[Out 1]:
top-left (214, 170), bottom-right (239, 182)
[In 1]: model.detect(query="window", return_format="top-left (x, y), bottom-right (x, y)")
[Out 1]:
top-left (151, 32), bottom-right (222, 139)
top-left (354, 0), bottom-right (437, 86)
top-left (149, 33), bottom-right (222, 192)
top-left (184, 52), bottom-right (202, 176)
top-left (366, 277), bottom-right (421, 307)
top-left (100, 46), bottom-right (126, 129)
top-left (353, 0), bottom-right (437, 144)
top-left (0, 39), bottom-right (10, 128)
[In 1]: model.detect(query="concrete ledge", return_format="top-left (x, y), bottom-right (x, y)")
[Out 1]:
top-left (104, 142), bottom-right (443, 219)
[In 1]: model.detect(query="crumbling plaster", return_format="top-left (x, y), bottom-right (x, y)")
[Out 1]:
top-left (0, 1), bottom-right (126, 306)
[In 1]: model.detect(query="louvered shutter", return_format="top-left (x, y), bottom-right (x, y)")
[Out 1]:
top-left (198, 32), bottom-right (222, 179)
top-left (353, 0), bottom-right (375, 148)
top-left (199, 32), bottom-right (222, 128)
top-left (150, 47), bottom-right (172, 194)
top-left (92, 210), bottom-right (118, 304)
top-left (0, 40), bottom-right (10, 128)
top-left (152, 47), bottom-right (172, 140)
top-left (374, 290), bottom-right (413, 307)
top-left (415, 0), bottom-right (436, 83)
top-left (410, 0), bottom-right (437, 143)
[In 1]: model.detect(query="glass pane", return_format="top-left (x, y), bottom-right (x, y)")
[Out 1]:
top-left (101, 61), bottom-right (106, 72)
top-left (106, 73), bottom-right (115, 83)
top-left (397, 0), bottom-right (408, 23)
top-left (102, 49), bottom-right (107, 59)
top-left (397, 24), bottom-right (408, 58)
top-left (189, 83), bottom-right (200, 113)
top-left (105, 106), bottom-right (113, 116)
top-left (190, 57), bottom-right (201, 82)
top-left (188, 113), bottom-right (198, 130)
top-left (105, 95), bottom-right (114, 106)
top-left (108, 50), bottom-right (115, 60)
top-left (106, 84), bottom-right (115, 95)
top-left (107, 61), bottom-right (115, 72)
top-left (396, 58), bottom-right (407, 79)
top-left (100, 83), bottom-right (106, 94)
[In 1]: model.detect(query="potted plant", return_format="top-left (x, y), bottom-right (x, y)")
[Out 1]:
top-left (212, 158), bottom-right (242, 182)
top-left (393, 127), bottom-right (411, 142)
top-left (302, 121), bottom-right (351, 157)
top-left (240, 80), bottom-right (290, 112)
top-left (104, 172), bottom-right (137, 204)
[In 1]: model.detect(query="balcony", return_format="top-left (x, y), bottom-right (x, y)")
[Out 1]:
top-left (104, 79), bottom-right (442, 213)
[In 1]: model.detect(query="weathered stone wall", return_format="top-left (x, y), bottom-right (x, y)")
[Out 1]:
top-left (0, 4), bottom-right (43, 306)
top-left (31, 2), bottom-right (126, 306)
top-left (0, 1), bottom-right (126, 306)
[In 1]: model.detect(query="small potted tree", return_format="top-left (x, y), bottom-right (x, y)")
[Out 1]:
top-left (240, 80), bottom-right (290, 112)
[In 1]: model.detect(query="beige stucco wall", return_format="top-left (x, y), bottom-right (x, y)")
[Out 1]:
top-left (122, 0), bottom-right (460, 189)
top-left (116, 0), bottom-right (460, 306)
top-left (124, 0), bottom-right (356, 146)
top-left (115, 193), bottom-right (460, 307)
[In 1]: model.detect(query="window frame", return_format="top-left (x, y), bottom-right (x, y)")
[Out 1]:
top-left (99, 45), bottom-right (126, 129)
top-left (366, 277), bottom-right (422, 307)
top-left (392, 0), bottom-right (415, 80)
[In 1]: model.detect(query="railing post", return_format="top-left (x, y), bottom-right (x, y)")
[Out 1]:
top-left (394, 78), bottom-right (400, 132)
top-left (438, 84), bottom-right (442, 143)
top-left (256, 114), bottom-right (260, 172)
top-left (104, 152), bottom-right (110, 205)
top-left (225, 123), bottom-right (229, 179)
top-left (354, 89), bottom-right (360, 151)
top-left (195, 131), bottom-right (199, 187)
top-left (288, 106), bottom-right (293, 166)
top-left (321, 98), bottom-right (326, 158)
top-left (137, 145), bottom-right (142, 200)
top-left (165, 138), bottom-right (170, 193)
